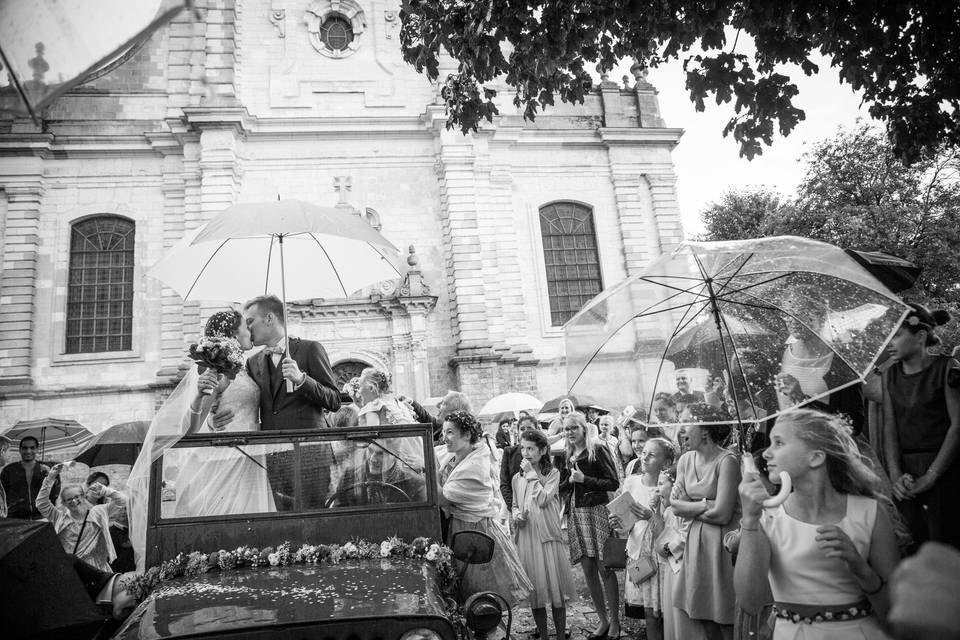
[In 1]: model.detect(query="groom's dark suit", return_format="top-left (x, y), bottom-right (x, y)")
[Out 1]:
top-left (246, 337), bottom-right (341, 429)
top-left (246, 337), bottom-right (341, 510)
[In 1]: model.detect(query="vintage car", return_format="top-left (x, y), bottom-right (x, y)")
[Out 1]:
top-left (111, 423), bottom-right (509, 640)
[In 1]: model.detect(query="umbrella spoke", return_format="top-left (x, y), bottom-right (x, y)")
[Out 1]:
top-left (185, 239), bottom-right (231, 300)
top-left (365, 241), bottom-right (404, 279)
top-left (308, 233), bottom-right (349, 297)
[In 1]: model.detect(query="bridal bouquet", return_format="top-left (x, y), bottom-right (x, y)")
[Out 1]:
top-left (188, 336), bottom-right (244, 393)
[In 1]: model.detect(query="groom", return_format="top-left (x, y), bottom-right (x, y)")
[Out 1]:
top-left (242, 294), bottom-right (341, 429)
top-left (212, 294), bottom-right (341, 509)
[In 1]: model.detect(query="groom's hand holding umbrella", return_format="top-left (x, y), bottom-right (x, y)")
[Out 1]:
top-left (280, 357), bottom-right (307, 388)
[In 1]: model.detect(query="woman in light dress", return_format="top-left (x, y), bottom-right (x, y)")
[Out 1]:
top-left (173, 310), bottom-right (275, 517)
top-left (439, 410), bottom-right (533, 608)
top-left (610, 437), bottom-right (676, 640)
top-left (357, 367), bottom-right (417, 426)
top-left (512, 428), bottom-right (577, 640)
top-left (670, 403), bottom-right (740, 640)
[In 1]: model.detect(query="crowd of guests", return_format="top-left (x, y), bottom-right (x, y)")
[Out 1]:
top-left (423, 301), bottom-right (960, 640)
top-left (2, 300), bottom-right (960, 639)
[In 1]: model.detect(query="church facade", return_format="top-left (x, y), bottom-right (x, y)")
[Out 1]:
top-left (0, 0), bottom-right (684, 431)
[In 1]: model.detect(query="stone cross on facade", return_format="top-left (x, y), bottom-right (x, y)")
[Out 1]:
top-left (333, 175), bottom-right (351, 204)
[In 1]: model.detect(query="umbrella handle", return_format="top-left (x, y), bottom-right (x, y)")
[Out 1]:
top-left (742, 454), bottom-right (792, 508)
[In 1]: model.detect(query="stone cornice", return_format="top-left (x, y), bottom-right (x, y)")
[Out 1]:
top-left (287, 294), bottom-right (438, 319)
top-left (600, 127), bottom-right (684, 147)
top-left (0, 381), bottom-right (172, 401)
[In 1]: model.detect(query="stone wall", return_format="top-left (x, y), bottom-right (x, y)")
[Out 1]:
top-left (0, 0), bottom-right (685, 430)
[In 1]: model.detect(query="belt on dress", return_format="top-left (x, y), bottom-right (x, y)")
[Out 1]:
top-left (773, 600), bottom-right (872, 624)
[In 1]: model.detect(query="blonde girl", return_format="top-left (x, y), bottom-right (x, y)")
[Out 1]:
top-left (611, 437), bottom-right (676, 640)
top-left (736, 409), bottom-right (900, 640)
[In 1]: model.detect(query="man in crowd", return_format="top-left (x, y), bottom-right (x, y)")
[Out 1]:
top-left (0, 436), bottom-right (55, 520)
top-left (406, 390), bottom-right (472, 441)
top-left (672, 368), bottom-right (705, 411)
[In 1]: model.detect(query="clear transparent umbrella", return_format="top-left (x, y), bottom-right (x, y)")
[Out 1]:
top-left (565, 236), bottom-right (910, 444)
top-left (0, 1), bottom-right (194, 123)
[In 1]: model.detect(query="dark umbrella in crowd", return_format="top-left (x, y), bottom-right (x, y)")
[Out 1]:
top-left (1, 519), bottom-right (104, 639)
top-left (75, 420), bottom-right (150, 468)
top-left (845, 249), bottom-right (921, 293)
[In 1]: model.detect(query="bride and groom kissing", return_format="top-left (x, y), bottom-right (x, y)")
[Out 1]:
top-left (176, 294), bottom-right (343, 516)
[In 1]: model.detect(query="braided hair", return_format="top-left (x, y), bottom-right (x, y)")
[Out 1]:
top-left (204, 310), bottom-right (242, 338)
top-left (444, 410), bottom-right (483, 444)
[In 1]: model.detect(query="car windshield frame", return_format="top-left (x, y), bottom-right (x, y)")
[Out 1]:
top-left (145, 423), bottom-right (441, 567)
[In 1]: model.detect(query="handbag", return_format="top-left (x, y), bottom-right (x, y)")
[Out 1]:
top-left (626, 515), bottom-right (659, 585)
top-left (601, 536), bottom-right (627, 570)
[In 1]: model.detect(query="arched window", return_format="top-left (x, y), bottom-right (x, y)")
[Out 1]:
top-left (539, 202), bottom-right (603, 326)
top-left (65, 216), bottom-right (135, 353)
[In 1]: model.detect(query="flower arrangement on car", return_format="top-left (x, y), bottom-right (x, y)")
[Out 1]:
top-left (121, 537), bottom-right (458, 604)
top-left (187, 335), bottom-right (244, 393)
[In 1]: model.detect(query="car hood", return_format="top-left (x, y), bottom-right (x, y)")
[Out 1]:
top-left (113, 558), bottom-right (450, 639)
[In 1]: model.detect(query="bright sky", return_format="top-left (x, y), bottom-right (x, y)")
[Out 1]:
top-left (621, 44), bottom-right (870, 237)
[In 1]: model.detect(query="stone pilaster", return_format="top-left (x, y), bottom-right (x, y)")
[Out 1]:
top-left (434, 130), bottom-right (491, 356)
top-left (202, 0), bottom-right (240, 107)
top-left (0, 170), bottom-right (45, 391)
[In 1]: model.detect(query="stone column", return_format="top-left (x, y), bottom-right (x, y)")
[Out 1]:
top-left (0, 168), bottom-right (45, 391)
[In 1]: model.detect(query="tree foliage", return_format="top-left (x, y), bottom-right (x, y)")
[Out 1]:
top-left (700, 124), bottom-right (960, 344)
top-left (399, 1), bottom-right (960, 163)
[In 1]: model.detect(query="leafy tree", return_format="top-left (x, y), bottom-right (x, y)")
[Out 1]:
top-left (700, 187), bottom-right (787, 241)
top-left (399, 1), bottom-right (959, 163)
top-left (700, 124), bottom-right (960, 345)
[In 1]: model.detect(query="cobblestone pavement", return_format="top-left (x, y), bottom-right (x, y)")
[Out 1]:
top-left (506, 570), bottom-right (647, 640)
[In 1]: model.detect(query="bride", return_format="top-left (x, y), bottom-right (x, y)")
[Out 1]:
top-left (128, 311), bottom-right (274, 569)
top-left (173, 311), bottom-right (276, 517)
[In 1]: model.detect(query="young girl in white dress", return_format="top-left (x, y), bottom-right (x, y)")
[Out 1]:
top-left (610, 437), bottom-right (675, 640)
top-left (735, 409), bottom-right (900, 640)
top-left (512, 428), bottom-right (577, 640)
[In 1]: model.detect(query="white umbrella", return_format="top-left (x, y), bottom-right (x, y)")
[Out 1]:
top-left (149, 200), bottom-right (404, 390)
top-left (477, 392), bottom-right (543, 421)
top-left (149, 201), bottom-right (402, 302)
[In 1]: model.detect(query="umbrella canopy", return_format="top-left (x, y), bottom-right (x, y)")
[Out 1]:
top-left (565, 236), bottom-right (909, 446)
top-left (1, 520), bottom-right (104, 639)
top-left (148, 201), bottom-right (403, 303)
top-left (74, 420), bottom-right (150, 468)
top-left (541, 393), bottom-right (607, 414)
top-left (477, 393), bottom-right (543, 422)
top-left (0, 0), bottom-right (192, 124)
top-left (2, 418), bottom-right (94, 458)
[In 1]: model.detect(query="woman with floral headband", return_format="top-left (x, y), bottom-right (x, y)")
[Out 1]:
top-left (882, 303), bottom-right (960, 550)
top-left (439, 410), bottom-right (533, 607)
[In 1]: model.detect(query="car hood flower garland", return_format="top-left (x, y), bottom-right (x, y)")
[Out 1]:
top-left (122, 537), bottom-right (457, 604)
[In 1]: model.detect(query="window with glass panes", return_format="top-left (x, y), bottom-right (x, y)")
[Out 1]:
top-left (66, 216), bottom-right (135, 353)
top-left (538, 203), bottom-right (603, 326)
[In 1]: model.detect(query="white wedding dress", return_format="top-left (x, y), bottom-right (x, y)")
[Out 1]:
top-left (174, 366), bottom-right (276, 516)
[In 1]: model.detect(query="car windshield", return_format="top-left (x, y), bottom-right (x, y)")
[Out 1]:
top-left (159, 431), bottom-right (428, 519)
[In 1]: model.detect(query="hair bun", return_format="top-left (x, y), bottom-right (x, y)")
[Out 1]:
top-left (932, 309), bottom-right (952, 326)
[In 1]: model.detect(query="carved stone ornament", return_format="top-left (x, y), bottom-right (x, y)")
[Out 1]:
top-left (269, 9), bottom-right (286, 38)
top-left (304, 0), bottom-right (366, 59)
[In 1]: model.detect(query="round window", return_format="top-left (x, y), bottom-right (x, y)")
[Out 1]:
top-left (319, 16), bottom-right (354, 51)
